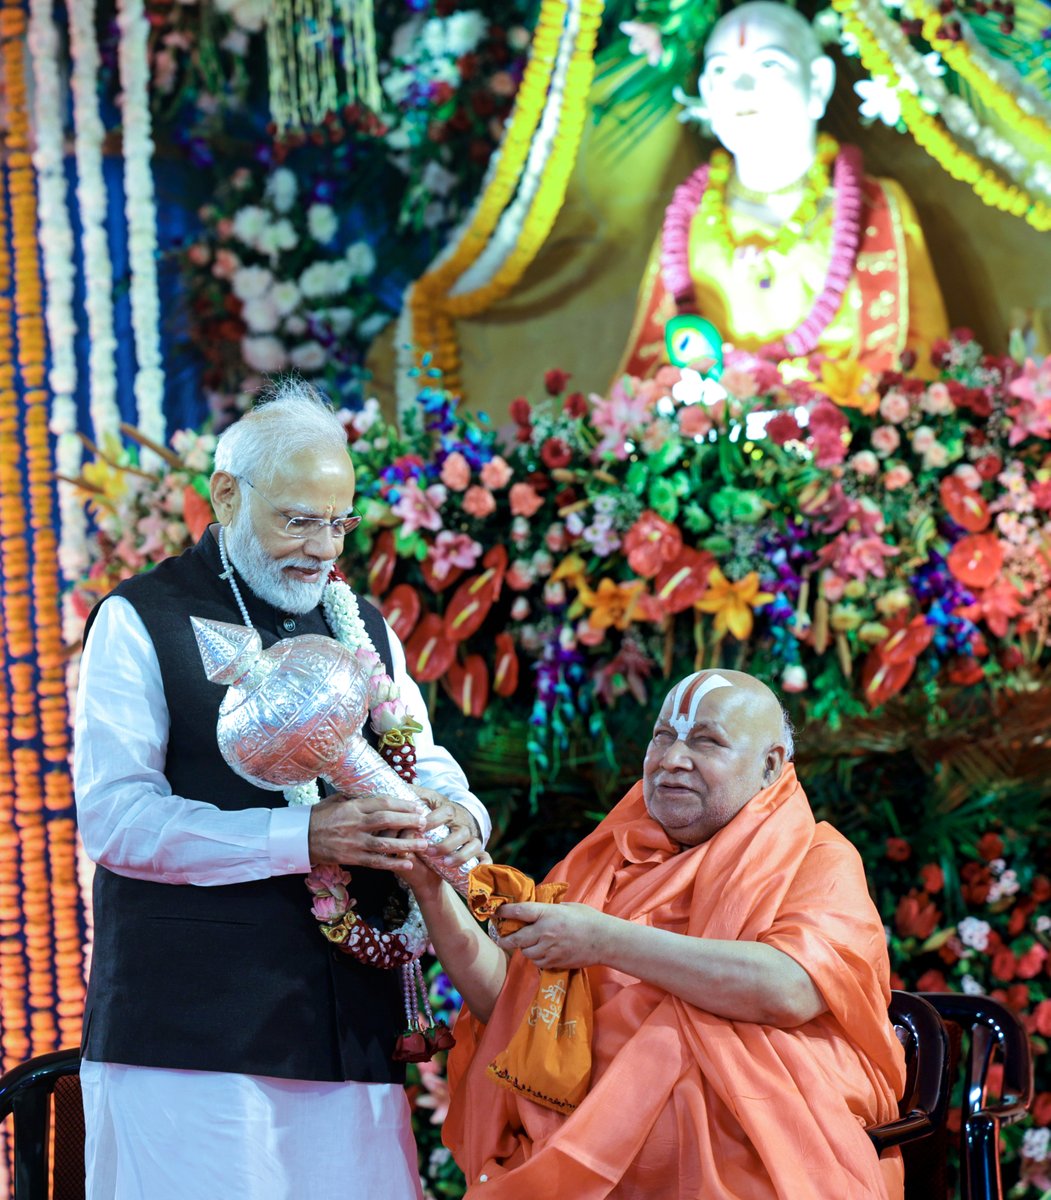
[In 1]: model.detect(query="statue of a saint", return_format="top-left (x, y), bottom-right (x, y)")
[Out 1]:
top-left (618, 1), bottom-right (948, 378)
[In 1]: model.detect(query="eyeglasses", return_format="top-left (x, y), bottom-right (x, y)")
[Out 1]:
top-left (239, 477), bottom-right (362, 539)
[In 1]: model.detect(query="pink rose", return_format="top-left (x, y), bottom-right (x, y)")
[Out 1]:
top-left (545, 523), bottom-right (566, 553)
top-left (879, 390), bottom-right (911, 424)
top-left (510, 597), bottom-right (530, 620)
top-left (883, 465), bottom-right (914, 491)
top-left (850, 450), bottom-right (880, 477)
top-left (781, 665), bottom-right (808, 693)
top-left (911, 425), bottom-right (936, 455)
top-left (678, 405), bottom-right (714, 438)
top-left (505, 561), bottom-right (535, 590)
top-left (440, 451), bottom-right (471, 492)
top-left (509, 482), bottom-right (544, 518)
top-left (480, 456), bottom-right (513, 490)
top-left (923, 442), bottom-right (950, 470)
top-left (462, 485), bottom-right (496, 518)
top-left (870, 425), bottom-right (901, 456)
top-left (920, 382), bottom-right (954, 416)
top-left (953, 464), bottom-right (983, 490)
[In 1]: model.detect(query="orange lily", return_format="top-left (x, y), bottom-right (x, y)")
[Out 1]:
top-left (694, 568), bottom-right (774, 639)
top-left (581, 578), bottom-right (646, 632)
top-left (819, 358), bottom-right (879, 415)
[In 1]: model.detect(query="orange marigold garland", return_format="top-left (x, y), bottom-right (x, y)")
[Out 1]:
top-left (0, 0), bottom-right (83, 1066)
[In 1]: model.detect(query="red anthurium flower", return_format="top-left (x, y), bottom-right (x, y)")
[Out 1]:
top-left (404, 614), bottom-right (456, 682)
top-left (444, 573), bottom-right (496, 642)
top-left (652, 547), bottom-right (716, 614)
top-left (183, 486), bottom-right (214, 541)
top-left (444, 655), bottom-right (489, 717)
top-left (381, 584), bottom-right (421, 644)
top-left (623, 511), bottom-right (683, 579)
top-left (492, 633), bottom-right (519, 697)
top-left (367, 530), bottom-right (397, 597)
top-left (947, 532), bottom-right (1004, 589)
top-left (879, 615), bottom-right (935, 665)
top-left (420, 556), bottom-right (464, 594)
top-left (946, 656), bottom-right (984, 686)
top-left (861, 647), bottom-right (917, 708)
top-left (940, 476), bottom-right (990, 532)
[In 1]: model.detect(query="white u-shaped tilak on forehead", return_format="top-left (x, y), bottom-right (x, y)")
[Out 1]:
top-left (667, 672), bottom-right (733, 738)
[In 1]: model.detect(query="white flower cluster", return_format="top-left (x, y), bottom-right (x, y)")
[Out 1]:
top-left (118, 0), bottom-right (166, 450)
top-left (215, 169), bottom-right (378, 378)
top-left (957, 916), bottom-right (992, 951)
top-left (212, 0), bottom-right (268, 35)
top-left (1023, 1127), bottom-right (1051, 1163)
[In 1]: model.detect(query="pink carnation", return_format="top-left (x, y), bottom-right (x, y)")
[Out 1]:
top-left (480, 456), bottom-right (513, 489)
top-left (509, 482), bottom-right (544, 518)
top-left (440, 452), bottom-right (471, 492)
top-left (883, 465), bottom-right (914, 491)
top-left (879, 390), bottom-right (911, 424)
top-left (462, 485), bottom-right (496, 518)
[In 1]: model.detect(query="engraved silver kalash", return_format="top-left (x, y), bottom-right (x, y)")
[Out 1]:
top-left (190, 614), bottom-right (477, 891)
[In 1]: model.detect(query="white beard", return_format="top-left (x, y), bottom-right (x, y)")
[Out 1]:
top-left (224, 509), bottom-right (336, 615)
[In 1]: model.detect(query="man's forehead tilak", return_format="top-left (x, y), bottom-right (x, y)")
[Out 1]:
top-left (664, 672), bottom-right (733, 739)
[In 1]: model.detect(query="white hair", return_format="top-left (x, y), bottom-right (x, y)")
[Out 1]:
top-left (212, 377), bottom-right (349, 489)
top-left (780, 706), bottom-right (796, 761)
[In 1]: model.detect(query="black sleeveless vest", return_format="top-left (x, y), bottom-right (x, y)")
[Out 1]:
top-left (80, 531), bottom-right (408, 1083)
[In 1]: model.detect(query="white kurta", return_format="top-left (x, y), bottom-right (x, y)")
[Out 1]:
top-left (74, 594), bottom-right (488, 1198)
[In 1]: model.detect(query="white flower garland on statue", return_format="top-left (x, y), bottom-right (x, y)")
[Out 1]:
top-left (28, 0), bottom-right (88, 579)
top-left (117, 0), bottom-right (167, 452)
top-left (851, 0), bottom-right (1051, 203)
top-left (68, 0), bottom-right (121, 444)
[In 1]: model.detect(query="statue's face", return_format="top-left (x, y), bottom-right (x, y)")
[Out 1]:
top-left (699, 11), bottom-right (827, 160)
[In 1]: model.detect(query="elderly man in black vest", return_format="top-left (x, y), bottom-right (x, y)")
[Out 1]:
top-left (73, 381), bottom-right (488, 1198)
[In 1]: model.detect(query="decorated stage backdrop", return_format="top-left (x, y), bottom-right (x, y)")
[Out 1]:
top-left (1, 0), bottom-right (1051, 1196)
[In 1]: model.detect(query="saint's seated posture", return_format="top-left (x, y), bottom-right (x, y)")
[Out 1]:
top-left (618, 1), bottom-right (948, 379)
top-left (406, 669), bottom-right (907, 1199)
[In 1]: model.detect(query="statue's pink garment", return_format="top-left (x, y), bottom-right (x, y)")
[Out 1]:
top-left (445, 766), bottom-right (906, 1198)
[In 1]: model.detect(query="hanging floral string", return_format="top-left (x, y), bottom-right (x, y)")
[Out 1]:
top-left (267, 0), bottom-right (382, 134)
top-left (0, 0), bottom-right (65, 1061)
top-left (0, 103), bottom-right (30, 1077)
top-left (67, 0), bottom-right (121, 442)
top-left (845, 0), bottom-right (1051, 204)
top-left (835, 0), bottom-right (1051, 231)
top-left (117, 0), bottom-right (166, 450)
top-left (28, 0), bottom-right (87, 582)
top-left (405, 0), bottom-right (603, 399)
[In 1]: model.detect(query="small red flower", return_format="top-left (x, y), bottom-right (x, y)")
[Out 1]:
top-left (885, 837), bottom-right (911, 862)
top-left (894, 889), bottom-right (940, 939)
top-left (540, 437), bottom-right (572, 469)
top-left (991, 948), bottom-right (1017, 982)
top-left (765, 412), bottom-right (803, 445)
top-left (544, 369), bottom-right (571, 396)
top-left (920, 863), bottom-right (944, 893)
top-left (509, 396), bottom-right (531, 426)
top-left (915, 969), bottom-right (947, 992)
top-left (563, 391), bottom-right (587, 418)
top-left (977, 832), bottom-right (1004, 861)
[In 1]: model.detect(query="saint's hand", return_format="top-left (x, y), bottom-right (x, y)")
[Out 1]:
top-left (496, 901), bottom-right (614, 970)
top-left (413, 786), bottom-right (484, 871)
top-left (307, 793), bottom-right (429, 872)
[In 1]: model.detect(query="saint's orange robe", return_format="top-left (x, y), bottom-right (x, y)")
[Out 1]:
top-left (444, 765), bottom-right (906, 1198)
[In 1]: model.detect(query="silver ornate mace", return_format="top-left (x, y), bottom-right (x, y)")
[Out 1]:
top-left (190, 616), bottom-right (477, 890)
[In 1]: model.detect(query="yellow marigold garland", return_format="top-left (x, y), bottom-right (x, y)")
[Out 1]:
top-left (410, 0), bottom-right (604, 391)
top-left (910, 0), bottom-right (1051, 162)
top-left (834, 0), bottom-right (1051, 232)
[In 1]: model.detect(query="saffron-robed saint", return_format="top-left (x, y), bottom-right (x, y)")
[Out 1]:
top-left (443, 766), bottom-right (906, 1199)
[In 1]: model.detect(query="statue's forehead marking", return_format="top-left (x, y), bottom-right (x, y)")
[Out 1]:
top-left (738, 19), bottom-right (748, 48)
top-left (666, 672), bottom-right (733, 738)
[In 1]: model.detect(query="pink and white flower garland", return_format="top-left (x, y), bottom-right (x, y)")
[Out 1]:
top-left (117, 0), bottom-right (166, 449)
top-left (660, 143), bottom-right (865, 360)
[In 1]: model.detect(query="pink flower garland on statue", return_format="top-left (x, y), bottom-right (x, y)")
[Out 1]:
top-left (660, 142), bottom-right (865, 361)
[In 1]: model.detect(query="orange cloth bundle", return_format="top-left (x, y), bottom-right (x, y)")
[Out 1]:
top-left (445, 767), bottom-right (907, 1199)
top-left (466, 863), bottom-right (593, 1114)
